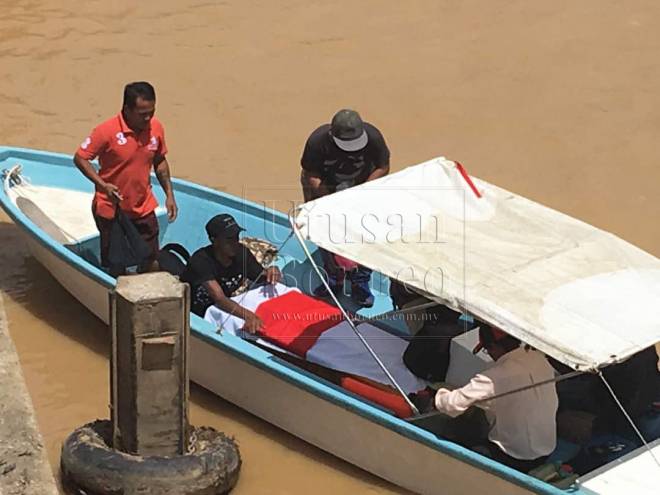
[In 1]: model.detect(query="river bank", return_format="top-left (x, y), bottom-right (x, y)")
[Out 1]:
top-left (0, 290), bottom-right (58, 495)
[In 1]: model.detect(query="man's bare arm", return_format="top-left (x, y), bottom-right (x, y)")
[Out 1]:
top-left (154, 155), bottom-right (178, 221)
top-left (203, 280), bottom-right (263, 333)
top-left (366, 163), bottom-right (390, 182)
top-left (300, 169), bottom-right (329, 201)
top-left (73, 153), bottom-right (122, 201)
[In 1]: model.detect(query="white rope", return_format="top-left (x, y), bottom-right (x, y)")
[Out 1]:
top-left (597, 370), bottom-right (660, 468)
top-left (355, 299), bottom-right (439, 324)
top-left (288, 210), bottom-right (420, 415)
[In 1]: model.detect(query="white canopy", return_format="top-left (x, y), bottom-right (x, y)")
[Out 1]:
top-left (294, 157), bottom-right (660, 370)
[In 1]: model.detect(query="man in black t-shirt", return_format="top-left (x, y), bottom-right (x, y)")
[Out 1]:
top-left (181, 213), bottom-right (281, 332)
top-left (300, 108), bottom-right (390, 200)
top-left (300, 109), bottom-right (390, 307)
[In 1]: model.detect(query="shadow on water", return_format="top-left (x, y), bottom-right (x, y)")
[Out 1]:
top-left (0, 220), bottom-right (109, 356)
top-left (0, 219), bottom-right (410, 494)
top-left (190, 382), bottom-right (412, 493)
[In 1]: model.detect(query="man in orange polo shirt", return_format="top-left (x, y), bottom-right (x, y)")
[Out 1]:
top-left (73, 81), bottom-right (178, 273)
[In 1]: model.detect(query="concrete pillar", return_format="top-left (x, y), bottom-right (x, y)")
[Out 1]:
top-left (110, 272), bottom-right (189, 456)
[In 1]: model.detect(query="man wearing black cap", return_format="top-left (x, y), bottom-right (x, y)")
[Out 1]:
top-left (300, 108), bottom-right (390, 201)
top-left (300, 109), bottom-right (390, 306)
top-left (181, 214), bottom-right (281, 332)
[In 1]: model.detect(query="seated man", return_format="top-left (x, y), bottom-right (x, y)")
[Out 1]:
top-left (181, 214), bottom-right (281, 332)
top-left (552, 345), bottom-right (660, 439)
top-left (433, 325), bottom-right (558, 472)
top-left (390, 279), bottom-right (463, 382)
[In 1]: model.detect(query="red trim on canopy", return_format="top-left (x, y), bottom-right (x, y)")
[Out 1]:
top-left (455, 161), bottom-right (482, 199)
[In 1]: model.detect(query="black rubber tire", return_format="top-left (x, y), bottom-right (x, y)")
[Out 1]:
top-left (61, 420), bottom-right (241, 495)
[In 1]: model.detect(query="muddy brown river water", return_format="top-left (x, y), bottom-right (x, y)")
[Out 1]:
top-left (1, 1), bottom-right (659, 493)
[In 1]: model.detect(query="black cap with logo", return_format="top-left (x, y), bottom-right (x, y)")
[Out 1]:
top-left (205, 213), bottom-right (245, 240)
top-left (330, 109), bottom-right (369, 152)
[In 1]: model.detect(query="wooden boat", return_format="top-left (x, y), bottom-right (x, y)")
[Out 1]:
top-left (1, 146), bottom-right (658, 494)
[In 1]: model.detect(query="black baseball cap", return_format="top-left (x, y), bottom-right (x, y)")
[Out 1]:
top-left (205, 214), bottom-right (245, 240)
top-left (330, 109), bottom-right (368, 152)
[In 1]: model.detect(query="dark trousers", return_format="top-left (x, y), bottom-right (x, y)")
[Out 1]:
top-left (423, 408), bottom-right (547, 473)
top-left (93, 209), bottom-right (159, 273)
top-left (475, 442), bottom-right (548, 473)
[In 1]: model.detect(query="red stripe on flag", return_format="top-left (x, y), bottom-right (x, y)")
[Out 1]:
top-left (256, 292), bottom-right (344, 357)
top-left (455, 161), bottom-right (482, 199)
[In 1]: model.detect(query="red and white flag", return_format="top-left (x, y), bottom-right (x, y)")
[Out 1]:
top-left (205, 284), bottom-right (428, 417)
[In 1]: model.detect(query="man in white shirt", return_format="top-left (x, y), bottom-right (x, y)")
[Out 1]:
top-left (434, 325), bottom-right (559, 472)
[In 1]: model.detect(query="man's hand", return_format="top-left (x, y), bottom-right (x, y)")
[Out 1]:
top-left (408, 389), bottom-right (435, 414)
top-left (264, 266), bottom-right (281, 284)
top-left (366, 164), bottom-right (389, 183)
top-left (301, 170), bottom-right (330, 201)
top-left (101, 182), bottom-right (123, 203)
top-left (242, 312), bottom-right (264, 334)
top-left (165, 195), bottom-right (178, 222)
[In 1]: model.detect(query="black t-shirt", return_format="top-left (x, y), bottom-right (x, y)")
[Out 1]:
top-left (300, 122), bottom-right (390, 190)
top-left (181, 245), bottom-right (263, 315)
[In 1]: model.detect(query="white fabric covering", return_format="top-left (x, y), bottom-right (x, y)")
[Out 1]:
top-left (204, 283), bottom-right (301, 339)
top-left (295, 157), bottom-right (660, 370)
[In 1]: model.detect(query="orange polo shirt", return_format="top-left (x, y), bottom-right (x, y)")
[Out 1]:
top-left (76, 112), bottom-right (168, 219)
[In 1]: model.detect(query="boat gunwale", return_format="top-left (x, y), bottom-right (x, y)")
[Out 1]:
top-left (0, 146), bottom-right (568, 495)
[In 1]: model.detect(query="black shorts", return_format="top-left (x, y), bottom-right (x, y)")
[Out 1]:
top-left (94, 210), bottom-right (159, 268)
